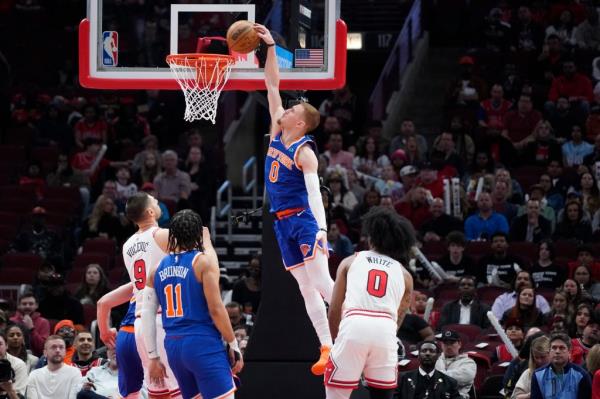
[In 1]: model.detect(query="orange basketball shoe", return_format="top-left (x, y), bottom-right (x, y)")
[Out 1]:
top-left (311, 345), bottom-right (331, 375)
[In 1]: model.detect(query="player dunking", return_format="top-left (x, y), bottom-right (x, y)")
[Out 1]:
top-left (141, 210), bottom-right (243, 399)
top-left (325, 207), bottom-right (415, 399)
top-left (254, 23), bottom-right (335, 375)
top-left (120, 192), bottom-right (182, 399)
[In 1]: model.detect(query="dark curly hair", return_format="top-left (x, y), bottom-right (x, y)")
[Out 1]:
top-left (361, 206), bottom-right (416, 263)
top-left (168, 209), bottom-right (204, 252)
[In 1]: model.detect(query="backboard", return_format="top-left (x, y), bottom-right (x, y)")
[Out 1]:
top-left (79, 0), bottom-right (346, 91)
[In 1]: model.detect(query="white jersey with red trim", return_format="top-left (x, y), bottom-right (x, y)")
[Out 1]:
top-left (122, 227), bottom-right (167, 316)
top-left (343, 250), bottom-right (405, 322)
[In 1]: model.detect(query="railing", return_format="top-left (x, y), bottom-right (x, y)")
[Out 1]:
top-left (216, 180), bottom-right (232, 243)
top-left (243, 156), bottom-right (258, 210)
top-left (369, 0), bottom-right (422, 121)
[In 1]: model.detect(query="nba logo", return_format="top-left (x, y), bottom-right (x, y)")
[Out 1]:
top-left (102, 31), bottom-right (118, 67)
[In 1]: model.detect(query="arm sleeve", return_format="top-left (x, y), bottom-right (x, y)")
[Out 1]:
top-left (579, 371), bottom-right (592, 399)
top-left (140, 287), bottom-right (160, 359)
top-left (304, 172), bottom-right (327, 230)
top-left (12, 360), bottom-right (28, 396)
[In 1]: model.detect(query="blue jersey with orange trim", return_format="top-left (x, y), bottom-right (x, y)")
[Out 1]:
top-left (264, 133), bottom-right (316, 213)
top-left (120, 299), bottom-right (136, 327)
top-left (153, 250), bottom-right (221, 339)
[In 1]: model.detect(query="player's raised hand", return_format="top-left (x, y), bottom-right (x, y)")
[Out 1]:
top-left (202, 226), bottom-right (212, 245)
top-left (99, 327), bottom-right (117, 349)
top-left (253, 23), bottom-right (275, 46)
top-left (148, 358), bottom-right (168, 387)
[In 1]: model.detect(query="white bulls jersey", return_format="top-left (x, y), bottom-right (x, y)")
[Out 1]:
top-left (122, 226), bottom-right (167, 316)
top-left (343, 250), bottom-right (405, 322)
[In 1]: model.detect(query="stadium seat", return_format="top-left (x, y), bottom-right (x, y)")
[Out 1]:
top-left (553, 240), bottom-right (578, 259)
top-left (477, 374), bottom-right (504, 399)
top-left (82, 238), bottom-right (117, 258)
top-left (466, 241), bottom-right (491, 258)
top-left (490, 363), bottom-right (510, 376)
top-left (397, 358), bottom-right (419, 374)
top-left (72, 253), bottom-right (111, 271)
top-left (1, 252), bottom-right (44, 270)
top-left (0, 224), bottom-right (18, 240)
top-left (83, 303), bottom-right (97, 329)
top-left (442, 324), bottom-right (482, 342)
top-left (477, 286), bottom-right (506, 306)
top-left (0, 239), bottom-right (9, 254)
top-left (0, 212), bottom-right (22, 227)
top-left (30, 146), bottom-right (59, 172)
top-left (0, 199), bottom-right (36, 215)
top-left (44, 186), bottom-right (81, 204)
top-left (0, 266), bottom-right (37, 284)
top-left (467, 351), bottom-right (491, 391)
top-left (508, 241), bottom-right (537, 264)
top-left (422, 240), bottom-right (447, 258)
top-left (39, 198), bottom-right (80, 214)
top-left (67, 267), bottom-right (86, 284)
top-left (108, 267), bottom-right (127, 285)
top-left (434, 283), bottom-right (459, 302)
top-left (0, 145), bottom-right (26, 163)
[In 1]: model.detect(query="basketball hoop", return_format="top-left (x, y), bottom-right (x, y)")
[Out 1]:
top-left (166, 53), bottom-right (235, 123)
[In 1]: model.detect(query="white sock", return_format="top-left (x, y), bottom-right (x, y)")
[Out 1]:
top-left (304, 249), bottom-right (335, 304)
top-left (291, 266), bottom-right (333, 347)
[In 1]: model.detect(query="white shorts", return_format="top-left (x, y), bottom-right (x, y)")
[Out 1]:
top-left (324, 313), bottom-right (398, 390)
top-left (134, 315), bottom-right (181, 398)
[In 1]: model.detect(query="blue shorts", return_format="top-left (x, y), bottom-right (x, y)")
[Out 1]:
top-left (164, 335), bottom-right (235, 399)
top-left (116, 327), bottom-right (143, 397)
top-left (273, 208), bottom-right (321, 269)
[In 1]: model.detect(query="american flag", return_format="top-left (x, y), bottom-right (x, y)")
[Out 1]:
top-left (294, 49), bottom-right (324, 67)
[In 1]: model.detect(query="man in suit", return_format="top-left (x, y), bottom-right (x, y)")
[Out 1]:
top-left (396, 340), bottom-right (461, 399)
top-left (438, 276), bottom-right (490, 330)
top-left (509, 199), bottom-right (552, 243)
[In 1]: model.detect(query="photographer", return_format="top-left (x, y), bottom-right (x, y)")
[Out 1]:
top-left (0, 331), bottom-right (27, 399)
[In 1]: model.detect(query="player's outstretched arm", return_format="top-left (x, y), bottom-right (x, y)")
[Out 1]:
top-left (140, 272), bottom-right (168, 387)
top-left (254, 23), bottom-right (284, 138)
top-left (96, 282), bottom-right (133, 348)
top-left (297, 145), bottom-right (328, 251)
top-left (396, 267), bottom-right (413, 331)
top-left (196, 254), bottom-right (244, 374)
top-left (329, 255), bottom-right (354, 340)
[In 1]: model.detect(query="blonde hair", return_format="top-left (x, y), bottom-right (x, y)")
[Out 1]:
top-left (528, 335), bottom-right (550, 373)
top-left (88, 195), bottom-right (114, 231)
top-left (587, 344), bottom-right (600, 375)
top-left (300, 102), bottom-right (321, 132)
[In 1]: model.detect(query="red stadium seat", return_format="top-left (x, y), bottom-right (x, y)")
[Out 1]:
top-left (67, 267), bottom-right (86, 284)
top-left (466, 241), bottom-right (491, 258)
top-left (0, 145), bottom-right (26, 163)
top-left (0, 239), bottom-right (10, 253)
top-left (0, 224), bottom-right (19, 240)
top-left (82, 238), bottom-right (117, 258)
top-left (478, 374), bottom-right (504, 399)
top-left (0, 212), bottom-right (22, 227)
top-left (442, 324), bottom-right (482, 342)
top-left (82, 303), bottom-right (97, 329)
top-left (467, 351), bottom-right (491, 391)
top-left (490, 363), bottom-right (510, 376)
top-left (508, 242), bottom-right (537, 264)
top-left (30, 146), bottom-right (59, 172)
top-left (397, 358), bottom-right (419, 373)
top-left (0, 198), bottom-right (36, 215)
top-left (39, 198), bottom-right (80, 214)
top-left (422, 240), bottom-right (447, 258)
top-left (0, 266), bottom-right (37, 284)
top-left (1, 252), bottom-right (44, 270)
top-left (553, 240), bottom-right (578, 259)
top-left (477, 286), bottom-right (506, 306)
top-left (72, 253), bottom-right (111, 271)
top-left (44, 186), bottom-right (81, 203)
top-left (108, 267), bottom-right (127, 285)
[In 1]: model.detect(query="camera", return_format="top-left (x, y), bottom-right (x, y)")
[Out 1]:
top-left (0, 359), bottom-right (14, 383)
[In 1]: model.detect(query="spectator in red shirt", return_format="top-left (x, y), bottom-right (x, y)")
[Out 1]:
top-left (478, 84), bottom-right (513, 130)
top-left (73, 105), bottom-right (107, 149)
top-left (503, 94), bottom-right (542, 145)
top-left (71, 138), bottom-right (130, 185)
top-left (395, 186), bottom-right (431, 230)
top-left (416, 161), bottom-right (444, 198)
top-left (571, 319), bottom-right (599, 365)
top-left (9, 293), bottom-right (50, 356)
top-left (546, 60), bottom-right (594, 122)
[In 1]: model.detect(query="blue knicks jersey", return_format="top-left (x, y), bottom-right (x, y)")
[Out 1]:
top-left (153, 251), bottom-right (220, 339)
top-left (120, 299), bottom-right (136, 327)
top-left (265, 133), bottom-right (316, 212)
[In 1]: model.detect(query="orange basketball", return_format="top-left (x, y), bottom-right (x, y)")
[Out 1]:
top-left (226, 20), bottom-right (260, 54)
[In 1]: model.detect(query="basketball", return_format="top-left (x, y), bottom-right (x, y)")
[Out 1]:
top-left (227, 20), bottom-right (260, 54)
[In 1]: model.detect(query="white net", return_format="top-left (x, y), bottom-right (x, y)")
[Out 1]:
top-left (167, 55), bottom-right (234, 124)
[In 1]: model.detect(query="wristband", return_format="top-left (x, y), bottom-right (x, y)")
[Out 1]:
top-left (319, 228), bottom-right (327, 233)
top-left (265, 42), bottom-right (275, 47)
top-left (228, 339), bottom-right (240, 352)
